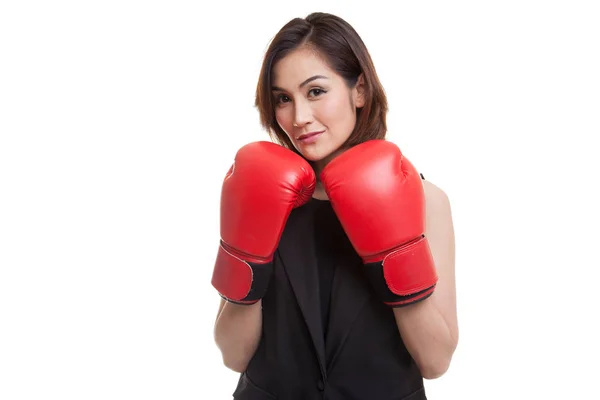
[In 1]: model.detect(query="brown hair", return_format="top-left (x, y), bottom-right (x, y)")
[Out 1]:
top-left (255, 12), bottom-right (388, 152)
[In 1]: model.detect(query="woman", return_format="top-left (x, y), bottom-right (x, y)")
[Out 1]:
top-left (212, 12), bottom-right (458, 399)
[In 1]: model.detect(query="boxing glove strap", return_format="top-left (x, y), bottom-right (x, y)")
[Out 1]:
top-left (211, 243), bottom-right (273, 304)
top-left (364, 236), bottom-right (438, 306)
top-left (386, 285), bottom-right (436, 308)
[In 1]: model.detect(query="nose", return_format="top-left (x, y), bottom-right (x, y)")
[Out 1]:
top-left (293, 99), bottom-right (313, 128)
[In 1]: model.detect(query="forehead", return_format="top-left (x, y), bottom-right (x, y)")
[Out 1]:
top-left (272, 47), bottom-right (334, 87)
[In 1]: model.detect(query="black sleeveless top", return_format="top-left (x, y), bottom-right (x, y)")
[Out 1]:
top-left (232, 198), bottom-right (427, 400)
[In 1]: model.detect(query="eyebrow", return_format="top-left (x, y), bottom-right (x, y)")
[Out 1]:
top-left (272, 75), bottom-right (329, 92)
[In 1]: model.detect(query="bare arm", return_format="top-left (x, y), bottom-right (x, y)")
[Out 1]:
top-left (393, 180), bottom-right (459, 379)
top-left (214, 298), bottom-right (263, 373)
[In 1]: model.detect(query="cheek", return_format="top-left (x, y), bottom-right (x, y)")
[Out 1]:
top-left (321, 100), bottom-right (342, 121)
top-left (320, 96), bottom-right (353, 129)
top-left (275, 108), bottom-right (292, 133)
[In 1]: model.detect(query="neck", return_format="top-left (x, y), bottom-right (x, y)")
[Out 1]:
top-left (312, 183), bottom-right (329, 200)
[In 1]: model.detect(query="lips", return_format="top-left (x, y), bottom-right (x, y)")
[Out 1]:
top-left (296, 130), bottom-right (324, 141)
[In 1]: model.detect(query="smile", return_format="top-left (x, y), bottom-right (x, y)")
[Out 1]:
top-left (296, 130), bottom-right (325, 142)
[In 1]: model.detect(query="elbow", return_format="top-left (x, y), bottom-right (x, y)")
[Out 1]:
top-left (420, 358), bottom-right (451, 380)
top-left (214, 329), bottom-right (250, 373)
top-left (215, 337), bottom-right (250, 373)
top-left (222, 354), bottom-right (249, 373)
top-left (418, 341), bottom-right (458, 380)
top-left (214, 330), bottom-right (259, 374)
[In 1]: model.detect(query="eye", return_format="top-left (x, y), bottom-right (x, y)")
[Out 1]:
top-left (275, 94), bottom-right (291, 104)
top-left (308, 88), bottom-right (326, 97)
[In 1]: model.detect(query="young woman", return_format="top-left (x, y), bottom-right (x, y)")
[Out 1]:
top-left (211, 12), bottom-right (458, 400)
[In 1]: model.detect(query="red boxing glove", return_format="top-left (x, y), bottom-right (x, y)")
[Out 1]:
top-left (320, 140), bottom-right (437, 307)
top-left (211, 141), bottom-right (315, 304)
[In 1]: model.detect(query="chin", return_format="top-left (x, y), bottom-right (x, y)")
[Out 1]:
top-left (295, 147), bottom-right (331, 163)
top-left (299, 147), bottom-right (348, 169)
top-left (299, 152), bottom-right (325, 163)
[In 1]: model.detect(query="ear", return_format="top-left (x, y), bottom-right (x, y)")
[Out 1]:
top-left (353, 73), bottom-right (366, 108)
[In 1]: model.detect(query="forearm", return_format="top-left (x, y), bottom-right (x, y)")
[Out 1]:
top-left (214, 300), bottom-right (263, 373)
top-left (393, 292), bottom-right (458, 379)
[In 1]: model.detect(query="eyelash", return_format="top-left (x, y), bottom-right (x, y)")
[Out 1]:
top-left (276, 88), bottom-right (327, 104)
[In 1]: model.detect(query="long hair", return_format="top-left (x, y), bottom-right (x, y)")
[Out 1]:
top-left (255, 12), bottom-right (388, 152)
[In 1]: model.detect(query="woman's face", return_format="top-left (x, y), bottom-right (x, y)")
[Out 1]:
top-left (272, 47), bottom-right (364, 166)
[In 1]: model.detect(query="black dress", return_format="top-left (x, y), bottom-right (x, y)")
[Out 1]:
top-left (232, 198), bottom-right (427, 400)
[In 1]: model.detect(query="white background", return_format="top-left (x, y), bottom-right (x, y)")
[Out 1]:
top-left (1, 0), bottom-right (599, 399)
